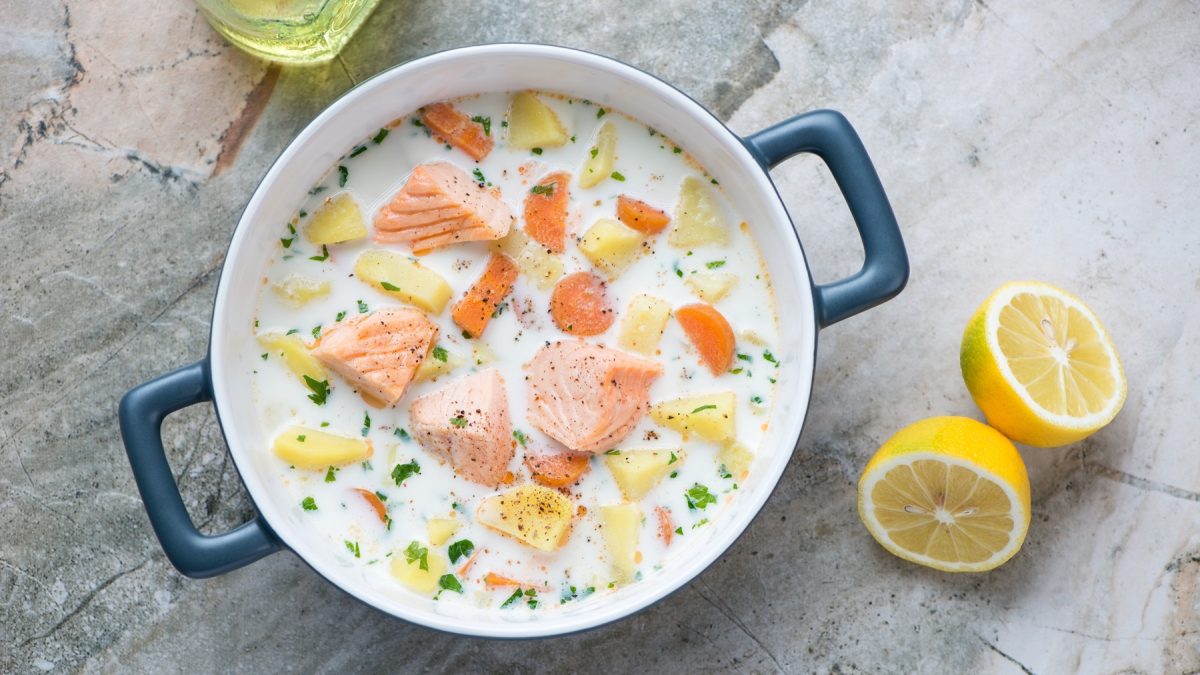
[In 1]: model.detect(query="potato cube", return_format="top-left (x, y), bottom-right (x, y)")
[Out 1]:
top-left (414, 346), bottom-right (465, 382)
top-left (618, 294), bottom-right (671, 356)
top-left (685, 272), bottom-right (737, 302)
top-left (476, 484), bottom-right (574, 551)
top-left (493, 228), bottom-right (565, 291)
top-left (578, 121), bottom-right (617, 188)
top-left (304, 193), bottom-right (367, 245)
top-left (506, 91), bottom-right (568, 149)
top-left (669, 176), bottom-right (730, 248)
top-left (719, 441), bottom-right (755, 481)
top-left (650, 392), bottom-right (736, 442)
top-left (426, 517), bottom-right (460, 546)
top-left (604, 449), bottom-right (683, 501)
top-left (272, 425), bottom-right (372, 470)
top-left (271, 274), bottom-right (330, 307)
top-left (390, 543), bottom-right (448, 595)
top-left (256, 332), bottom-right (327, 384)
top-left (354, 249), bottom-right (452, 314)
top-left (578, 218), bottom-right (643, 279)
top-left (599, 503), bottom-right (640, 583)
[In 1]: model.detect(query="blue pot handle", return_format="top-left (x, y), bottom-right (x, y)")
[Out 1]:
top-left (119, 360), bottom-right (280, 578)
top-left (743, 110), bottom-right (908, 328)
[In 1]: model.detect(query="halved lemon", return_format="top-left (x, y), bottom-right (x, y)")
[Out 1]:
top-left (961, 281), bottom-right (1126, 447)
top-left (858, 416), bottom-right (1031, 572)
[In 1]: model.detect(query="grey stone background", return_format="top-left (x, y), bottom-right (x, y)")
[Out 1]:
top-left (2, 0), bottom-right (1198, 672)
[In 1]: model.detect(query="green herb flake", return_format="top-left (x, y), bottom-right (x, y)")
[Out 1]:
top-left (391, 459), bottom-right (420, 485)
top-left (345, 540), bottom-right (361, 558)
top-left (673, 261), bottom-right (683, 278)
top-left (448, 539), bottom-right (475, 564)
top-left (763, 350), bottom-right (779, 366)
top-left (711, 178), bottom-right (720, 185)
top-left (530, 183), bottom-right (555, 196)
top-left (685, 484), bottom-right (717, 510)
top-left (691, 404), bottom-right (717, 414)
top-left (404, 540), bottom-right (429, 570)
top-left (309, 185), bottom-right (326, 195)
top-left (769, 377), bottom-right (777, 384)
top-left (730, 368), bottom-right (744, 375)
top-left (596, 108), bottom-right (607, 119)
top-left (372, 128), bottom-right (389, 144)
top-left (260, 353), bottom-right (268, 361)
top-left (361, 411), bottom-right (371, 436)
top-left (357, 299), bottom-right (369, 313)
top-left (335, 310), bottom-right (347, 322)
top-left (692, 518), bottom-right (710, 529)
top-left (324, 466), bottom-right (338, 483)
top-left (280, 237), bottom-right (293, 248)
top-left (412, 118), bottom-right (424, 128)
top-left (380, 281), bottom-right (401, 291)
top-left (470, 115), bottom-right (492, 136)
top-left (501, 588), bottom-right (524, 609)
top-left (706, 260), bottom-right (727, 270)
top-left (531, 147), bottom-right (543, 156)
top-left (668, 452), bottom-right (678, 465)
top-left (309, 245), bottom-right (330, 262)
top-left (432, 345), bottom-right (449, 362)
top-left (472, 167), bottom-right (487, 185)
top-left (349, 145), bottom-right (367, 158)
top-left (604, 449), bottom-right (620, 455)
top-left (461, 329), bottom-right (473, 340)
top-left (672, 146), bottom-right (682, 154)
top-left (337, 165), bottom-right (348, 187)
top-left (719, 464), bottom-right (733, 479)
top-left (285, 328), bottom-right (299, 335)
top-left (450, 415), bottom-right (468, 428)
top-left (570, 134), bottom-right (576, 143)
top-left (736, 352), bottom-right (752, 362)
top-left (297, 434), bottom-right (307, 442)
top-left (751, 395), bottom-right (764, 405)
top-left (610, 171), bottom-right (626, 182)
top-left (674, 526), bottom-right (684, 535)
top-left (669, 470), bottom-right (679, 479)
top-left (311, 324), bottom-right (322, 339)
top-left (394, 427), bottom-right (411, 441)
top-left (301, 496), bottom-right (317, 511)
top-left (589, 146), bottom-right (599, 159)
top-left (438, 574), bottom-right (464, 594)
top-left (513, 429), bottom-right (529, 447)
top-left (303, 376), bottom-right (330, 405)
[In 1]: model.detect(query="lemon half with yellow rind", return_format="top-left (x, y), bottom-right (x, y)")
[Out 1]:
top-left (961, 281), bottom-right (1126, 448)
top-left (858, 417), bottom-right (1031, 573)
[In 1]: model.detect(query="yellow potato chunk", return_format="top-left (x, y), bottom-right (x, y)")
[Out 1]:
top-left (650, 392), bottom-right (736, 442)
top-left (390, 544), bottom-right (448, 595)
top-left (426, 517), bottom-right (460, 546)
top-left (256, 332), bottom-right (326, 384)
top-left (354, 249), bottom-right (452, 314)
top-left (506, 91), bottom-right (569, 149)
top-left (685, 272), bottom-right (737, 302)
top-left (599, 503), bottom-right (640, 583)
top-left (272, 425), bottom-right (372, 470)
top-left (578, 218), bottom-right (643, 279)
top-left (579, 121), bottom-right (617, 188)
top-left (476, 484), bottom-right (574, 551)
top-left (669, 176), bottom-right (730, 248)
top-left (303, 193), bottom-right (367, 245)
top-left (493, 228), bottom-right (564, 290)
top-left (719, 441), bottom-right (755, 481)
top-left (604, 449), bottom-right (683, 501)
top-left (618, 293), bottom-right (671, 356)
top-left (271, 274), bottom-right (330, 307)
top-left (413, 346), bottom-right (465, 382)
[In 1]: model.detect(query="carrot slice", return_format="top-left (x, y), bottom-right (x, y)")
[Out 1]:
top-left (549, 271), bottom-right (614, 336)
top-left (457, 549), bottom-right (480, 577)
top-left (452, 253), bottom-right (518, 338)
top-left (524, 451), bottom-right (590, 488)
top-left (675, 303), bottom-right (736, 375)
top-left (616, 195), bottom-right (671, 235)
top-left (524, 171), bottom-right (571, 253)
top-left (420, 102), bottom-right (493, 161)
top-left (353, 488), bottom-right (388, 524)
top-left (484, 573), bottom-right (549, 592)
top-left (655, 506), bottom-right (674, 545)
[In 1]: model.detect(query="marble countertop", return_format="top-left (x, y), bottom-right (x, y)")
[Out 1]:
top-left (2, 0), bottom-right (1197, 672)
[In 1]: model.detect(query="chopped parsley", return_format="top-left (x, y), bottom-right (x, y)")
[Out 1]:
top-left (691, 404), bottom-right (717, 414)
top-left (309, 185), bottom-right (326, 195)
top-left (470, 115), bottom-right (492, 136)
top-left (309, 245), bottom-right (330, 262)
top-left (525, 588), bottom-right (539, 609)
top-left (430, 345), bottom-right (449, 362)
top-left (303, 376), bottom-right (329, 405)
top-left (311, 324), bottom-right (322, 339)
top-left (357, 299), bottom-right (368, 313)
top-left (438, 574), bottom-right (464, 594)
top-left (394, 427), bottom-right (411, 441)
top-left (751, 395), bottom-right (764, 405)
top-left (711, 178), bottom-right (719, 185)
top-left (501, 588), bottom-right (524, 609)
top-left (692, 518), bottom-right (710, 529)
top-left (448, 539), bottom-right (474, 564)
top-left (669, 470), bottom-right (678, 479)
top-left (736, 353), bottom-right (752, 362)
top-left (531, 147), bottom-right (543, 155)
top-left (361, 411), bottom-right (371, 436)
top-left (380, 281), bottom-right (401, 291)
top-left (285, 328), bottom-right (299, 335)
top-left (719, 464), bottom-right (733, 479)
top-left (337, 165), bottom-right (348, 187)
top-left (335, 310), bottom-right (347, 322)
top-left (730, 368), bottom-right (744, 375)
top-left (604, 449), bottom-right (621, 455)
top-left (345, 540), bottom-right (360, 558)
top-left (763, 350), bottom-right (779, 366)
top-left (589, 146), bottom-right (599, 159)
top-left (610, 171), bottom-right (626, 182)
top-left (706, 260), bottom-right (727, 269)
top-left (371, 128), bottom-right (389, 144)
top-left (596, 108), bottom-right (607, 119)
top-left (685, 484), bottom-right (717, 510)
top-left (260, 353), bottom-right (268, 361)
top-left (301, 496), bottom-right (317, 511)
top-left (280, 237), bottom-right (293, 248)
top-left (472, 167), bottom-right (487, 185)
top-left (668, 452), bottom-right (678, 465)
top-left (513, 429), bottom-right (529, 447)
top-left (404, 541), bottom-right (429, 571)
top-left (450, 415), bottom-right (468, 428)
top-left (296, 434), bottom-right (307, 442)
top-left (391, 459), bottom-right (420, 485)
top-left (349, 145), bottom-right (367, 158)
top-left (412, 118), bottom-right (424, 127)
top-left (530, 183), bottom-right (555, 196)
top-left (673, 261), bottom-right (683, 278)
top-left (672, 146), bottom-right (682, 154)
top-left (674, 526), bottom-right (684, 535)
top-left (324, 466), bottom-right (338, 482)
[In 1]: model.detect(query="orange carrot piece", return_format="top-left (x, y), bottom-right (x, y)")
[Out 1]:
top-left (353, 488), bottom-right (388, 524)
top-left (484, 573), bottom-right (549, 592)
top-left (616, 195), bottom-right (671, 235)
top-left (675, 303), bottom-right (736, 375)
top-left (655, 506), bottom-right (674, 545)
top-left (549, 271), bottom-right (614, 336)
top-left (457, 549), bottom-right (480, 577)
top-left (525, 451), bottom-right (590, 488)
top-left (420, 102), bottom-right (494, 161)
top-left (451, 253), bottom-right (518, 338)
top-left (524, 171), bottom-right (571, 252)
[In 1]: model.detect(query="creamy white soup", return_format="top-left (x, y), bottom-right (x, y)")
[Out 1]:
top-left (250, 91), bottom-right (779, 618)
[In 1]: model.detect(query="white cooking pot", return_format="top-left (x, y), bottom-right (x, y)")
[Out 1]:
top-left (119, 44), bottom-right (907, 638)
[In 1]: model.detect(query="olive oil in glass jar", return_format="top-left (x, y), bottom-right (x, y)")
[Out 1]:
top-left (197, 0), bottom-right (382, 63)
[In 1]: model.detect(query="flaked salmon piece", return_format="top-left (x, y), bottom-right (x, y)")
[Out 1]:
top-left (310, 307), bottom-right (438, 407)
top-left (524, 171), bottom-right (571, 253)
top-left (420, 102), bottom-right (494, 161)
top-left (374, 162), bottom-right (513, 253)
top-left (526, 341), bottom-right (663, 454)
top-left (409, 369), bottom-right (514, 486)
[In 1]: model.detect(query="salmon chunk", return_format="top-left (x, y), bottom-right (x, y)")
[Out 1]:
top-left (420, 102), bottom-right (494, 161)
top-left (409, 369), bottom-right (514, 486)
top-left (526, 341), bottom-right (663, 453)
top-left (524, 171), bottom-right (571, 253)
top-left (374, 162), bottom-right (513, 253)
top-left (310, 307), bottom-right (438, 407)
